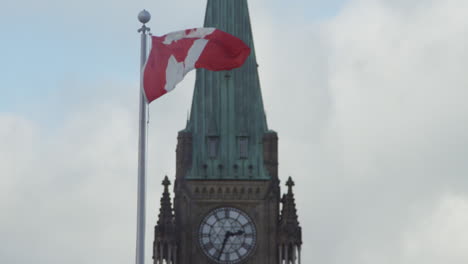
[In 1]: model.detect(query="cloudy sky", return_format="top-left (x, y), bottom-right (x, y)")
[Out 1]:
top-left (1, 0), bottom-right (468, 263)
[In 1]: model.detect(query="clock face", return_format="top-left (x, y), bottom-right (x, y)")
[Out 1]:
top-left (199, 207), bottom-right (256, 263)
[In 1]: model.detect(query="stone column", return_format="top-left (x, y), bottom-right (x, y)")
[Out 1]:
top-left (154, 243), bottom-right (159, 264)
top-left (279, 244), bottom-right (283, 264)
top-left (292, 245), bottom-right (296, 264)
top-left (168, 245), bottom-right (172, 264)
top-left (159, 243), bottom-right (164, 264)
top-left (298, 246), bottom-right (301, 264)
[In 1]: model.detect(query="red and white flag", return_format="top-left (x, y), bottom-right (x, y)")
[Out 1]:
top-left (143, 28), bottom-right (251, 103)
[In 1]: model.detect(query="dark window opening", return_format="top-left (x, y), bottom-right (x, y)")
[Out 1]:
top-left (238, 137), bottom-right (249, 158)
top-left (207, 136), bottom-right (219, 158)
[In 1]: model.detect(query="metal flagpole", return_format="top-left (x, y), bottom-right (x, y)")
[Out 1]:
top-left (136, 9), bottom-right (151, 264)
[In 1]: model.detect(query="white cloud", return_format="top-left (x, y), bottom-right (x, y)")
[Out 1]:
top-left (403, 194), bottom-right (468, 264)
top-left (276, 0), bottom-right (468, 263)
top-left (0, 86), bottom-right (139, 263)
top-left (250, 0), bottom-right (468, 263)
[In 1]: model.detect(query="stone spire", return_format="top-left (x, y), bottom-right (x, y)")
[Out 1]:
top-left (157, 176), bottom-right (174, 228)
top-left (279, 177), bottom-right (302, 264)
top-left (183, 0), bottom-right (271, 180)
top-left (280, 177), bottom-right (300, 227)
top-left (153, 176), bottom-right (177, 264)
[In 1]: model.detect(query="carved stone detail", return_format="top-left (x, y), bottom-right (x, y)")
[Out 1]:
top-left (187, 181), bottom-right (270, 200)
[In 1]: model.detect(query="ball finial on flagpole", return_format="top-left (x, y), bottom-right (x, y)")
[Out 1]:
top-left (138, 9), bottom-right (151, 24)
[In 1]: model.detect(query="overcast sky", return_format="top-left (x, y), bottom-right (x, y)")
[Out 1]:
top-left (1, 0), bottom-right (468, 263)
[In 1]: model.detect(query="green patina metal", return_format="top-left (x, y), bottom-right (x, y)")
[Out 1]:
top-left (184, 0), bottom-right (271, 180)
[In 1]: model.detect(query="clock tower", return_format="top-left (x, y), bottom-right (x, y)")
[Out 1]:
top-left (152, 0), bottom-right (302, 263)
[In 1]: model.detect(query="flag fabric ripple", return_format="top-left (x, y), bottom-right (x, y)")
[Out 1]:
top-left (143, 28), bottom-right (251, 103)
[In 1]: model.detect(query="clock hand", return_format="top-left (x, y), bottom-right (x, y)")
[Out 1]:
top-left (232, 230), bottom-right (244, 236)
top-left (218, 231), bottom-right (233, 260)
top-left (218, 230), bottom-right (244, 260)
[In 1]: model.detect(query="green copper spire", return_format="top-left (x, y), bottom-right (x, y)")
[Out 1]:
top-left (184, 0), bottom-right (270, 180)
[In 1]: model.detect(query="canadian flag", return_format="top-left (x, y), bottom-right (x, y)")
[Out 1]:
top-left (143, 28), bottom-right (251, 103)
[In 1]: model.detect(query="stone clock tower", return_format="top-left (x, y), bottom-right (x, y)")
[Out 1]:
top-left (152, 0), bottom-right (302, 263)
